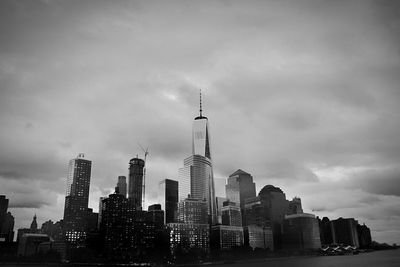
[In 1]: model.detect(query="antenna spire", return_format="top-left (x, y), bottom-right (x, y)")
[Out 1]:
top-left (199, 89), bottom-right (203, 117)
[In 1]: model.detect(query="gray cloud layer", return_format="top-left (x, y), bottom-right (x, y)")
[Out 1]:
top-left (1, 0), bottom-right (400, 244)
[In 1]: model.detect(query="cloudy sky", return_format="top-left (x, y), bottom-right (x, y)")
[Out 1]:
top-left (1, 0), bottom-right (400, 244)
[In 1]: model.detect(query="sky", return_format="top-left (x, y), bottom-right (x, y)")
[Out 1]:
top-left (0, 0), bottom-right (399, 244)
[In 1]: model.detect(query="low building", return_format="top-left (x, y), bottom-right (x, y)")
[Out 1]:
top-left (282, 213), bottom-right (321, 250)
top-left (168, 223), bottom-right (210, 255)
top-left (211, 225), bottom-right (244, 251)
top-left (17, 234), bottom-right (51, 256)
top-left (243, 224), bottom-right (274, 251)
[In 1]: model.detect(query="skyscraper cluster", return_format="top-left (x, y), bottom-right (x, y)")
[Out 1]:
top-left (1, 93), bottom-right (373, 263)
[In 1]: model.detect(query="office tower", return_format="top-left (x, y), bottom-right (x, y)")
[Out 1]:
top-left (288, 197), bottom-right (303, 215)
top-left (244, 185), bottom-right (289, 249)
top-left (331, 217), bottom-right (360, 247)
top-left (226, 169), bottom-right (256, 226)
top-left (0, 212), bottom-right (14, 243)
top-left (357, 223), bottom-right (372, 248)
top-left (116, 176), bottom-right (127, 197)
top-left (63, 153), bottom-right (92, 243)
top-left (318, 217), bottom-right (334, 246)
top-left (128, 157), bottom-right (145, 209)
top-left (211, 225), bottom-right (244, 251)
top-left (226, 169), bottom-right (256, 209)
top-left (179, 92), bottom-right (217, 224)
top-left (282, 213), bottom-right (321, 250)
top-left (0, 195), bottom-right (14, 243)
top-left (147, 204), bottom-right (164, 226)
top-left (158, 179), bottom-right (178, 224)
top-left (216, 197), bottom-right (227, 224)
top-left (178, 198), bottom-right (208, 224)
top-left (0, 195), bottom-right (8, 221)
top-left (221, 201), bottom-right (242, 227)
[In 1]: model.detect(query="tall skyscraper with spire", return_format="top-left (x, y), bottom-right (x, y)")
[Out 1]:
top-left (179, 91), bottom-right (217, 224)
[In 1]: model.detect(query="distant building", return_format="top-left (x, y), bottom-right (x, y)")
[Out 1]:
top-left (178, 198), bottom-right (208, 224)
top-left (282, 213), bottom-right (321, 250)
top-left (17, 234), bottom-right (51, 256)
top-left (211, 225), bottom-right (244, 251)
top-left (158, 179), bottom-right (178, 224)
top-left (0, 212), bottom-right (14, 243)
top-left (318, 217), bottom-right (334, 246)
top-left (225, 169), bottom-right (256, 225)
top-left (216, 197), bottom-right (228, 224)
top-left (128, 157), bottom-right (145, 209)
top-left (0, 195), bottom-right (14, 243)
top-left (17, 215), bottom-right (39, 243)
top-left (147, 204), bottom-right (164, 226)
top-left (357, 223), bottom-right (372, 248)
top-left (116, 176), bottom-right (127, 197)
top-left (40, 220), bottom-right (64, 241)
top-left (243, 224), bottom-right (274, 251)
top-left (86, 208), bottom-right (99, 232)
top-left (221, 201), bottom-right (242, 227)
top-left (63, 153), bottom-right (92, 244)
top-left (288, 197), bottom-right (303, 215)
top-left (331, 217), bottom-right (360, 247)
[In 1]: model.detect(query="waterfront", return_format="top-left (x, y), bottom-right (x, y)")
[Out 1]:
top-left (213, 249), bottom-right (400, 267)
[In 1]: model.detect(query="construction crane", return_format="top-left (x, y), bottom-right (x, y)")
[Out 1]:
top-left (138, 143), bottom-right (149, 209)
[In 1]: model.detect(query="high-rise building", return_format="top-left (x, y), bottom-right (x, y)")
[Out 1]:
top-left (178, 198), bottom-right (208, 224)
top-left (0, 195), bottom-right (14, 243)
top-left (116, 176), bottom-right (127, 197)
top-left (226, 170), bottom-right (256, 208)
top-left (282, 213), bottom-right (321, 250)
top-left (128, 157), bottom-right (145, 209)
top-left (226, 169), bottom-right (256, 226)
top-left (179, 92), bottom-right (217, 225)
top-left (331, 217), bottom-right (360, 247)
top-left (216, 197), bottom-right (228, 224)
top-left (221, 201), bottom-right (242, 227)
top-left (244, 185), bottom-right (289, 250)
top-left (158, 179), bottom-right (178, 224)
top-left (63, 153), bottom-right (92, 244)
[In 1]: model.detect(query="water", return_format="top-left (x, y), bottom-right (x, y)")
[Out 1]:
top-left (214, 249), bottom-right (400, 267)
top-left (1, 250), bottom-right (399, 266)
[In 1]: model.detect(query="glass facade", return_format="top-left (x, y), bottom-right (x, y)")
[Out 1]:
top-left (128, 157), bottom-right (145, 209)
top-left (180, 155), bottom-right (217, 224)
top-left (63, 154), bottom-right (91, 244)
top-left (158, 179), bottom-right (178, 224)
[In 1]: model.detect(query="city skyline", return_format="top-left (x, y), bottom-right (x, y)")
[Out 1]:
top-left (0, 0), bottom-right (400, 245)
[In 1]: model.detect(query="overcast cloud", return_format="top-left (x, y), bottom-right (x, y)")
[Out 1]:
top-left (0, 0), bottom-right (399, 244)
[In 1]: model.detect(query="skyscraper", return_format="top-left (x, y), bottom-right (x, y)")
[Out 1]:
top-left (225, 169), bottom-right (256, 225)
top-left (179, 92), bottom-right (217, 224)
top-left (128, 157), bottom-right (145, 209)
top-left (158, 179), bottom-right (178, 224)
top-left (116, 176), bottom-right (127, 197)
top-left (63, 153), bottom-right (92, 243)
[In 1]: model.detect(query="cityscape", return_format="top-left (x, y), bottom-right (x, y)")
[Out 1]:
top-left (0, 95), bottom-right (394, 264)
top-left (1, 0), bottom-right (400, 266)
